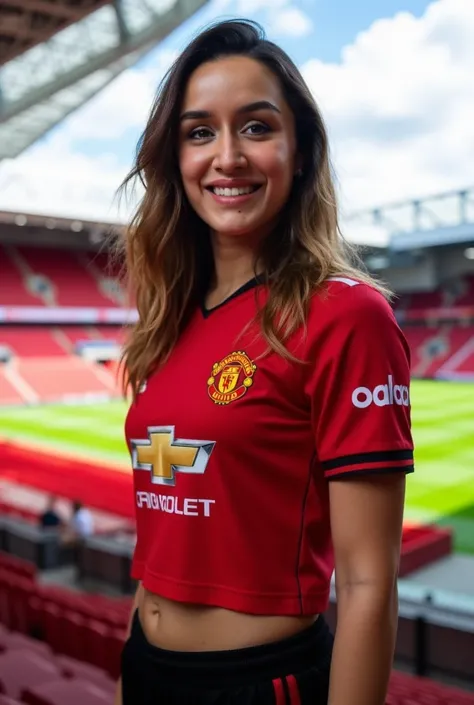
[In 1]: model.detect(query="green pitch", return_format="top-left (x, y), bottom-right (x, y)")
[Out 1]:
top-left (0, 380), bottom-right (473, 554)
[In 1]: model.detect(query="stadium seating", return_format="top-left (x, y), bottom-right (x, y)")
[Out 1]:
top-left (404, 325), bottom-right (474, 378)
top-left (408, 290), bottom-right (444, 310)
top-left (16, 247), bottom-right (120, 308)
top-left (396, 274), bottom-right (474, 312)
top-left (0, 322), bottom-right (124, 404)
top-left (22, 678), bottom-right (113, 705)
top-left (0, 247), bottom-right (42, 307)
top-left (0, 357), bottom-right (119, 405)
top-left (0, 649), bottom-right (62, 700)
top-left (1, 244), bottom-right (473, 384)
top-left (456, 275), bottom-right (474, 307)
top-left (0, 369), bottom-right (24, 406)
top-left (0, 550), bottom-right (473, 704)
top-left (60, 325), bottom-right (124, 347)
top-left (0, 478), bottom-right (133, 539)
top-left (388, 672), bottom-right (474, 704)
top-left (0, 328), bottom-right (68, 357)
top-left (0, 441), bottom-right (133, 519)
top-left (15, 357), bottom-right (117, 402)
top-left (0, 326), bottom-right (123, 358)
top-left (399, 525), bottom-right (453, 576)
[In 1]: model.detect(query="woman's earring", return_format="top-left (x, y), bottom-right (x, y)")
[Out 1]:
top-left (295, 168), bottom-right (303, 177)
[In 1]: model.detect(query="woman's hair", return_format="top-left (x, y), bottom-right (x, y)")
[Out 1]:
top-left (117, 18), bottom-right (389, 397)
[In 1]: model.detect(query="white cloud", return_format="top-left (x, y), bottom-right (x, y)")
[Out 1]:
top-left (0, 142), bottom-right (131, 223)
top-left (0, 0), bottom-right (472, 244)
top-left (301, 0), bottom-right (474, 228)
top-left (212, 0), bottom-right (313, 37)
top-left (268, 7), bottom-right (313, 37)
top-left (213, 0), bottom-right (288, 14)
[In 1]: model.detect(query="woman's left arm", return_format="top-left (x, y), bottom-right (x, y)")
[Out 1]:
top-left (327, 472), bottom-right (406, 705)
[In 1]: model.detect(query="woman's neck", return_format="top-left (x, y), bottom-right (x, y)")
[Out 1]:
top-left (209, 232), bottom-right (261, 303)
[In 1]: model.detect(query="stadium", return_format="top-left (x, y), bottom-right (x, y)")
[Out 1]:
top-left (0, 1), bottom-right (473, 704)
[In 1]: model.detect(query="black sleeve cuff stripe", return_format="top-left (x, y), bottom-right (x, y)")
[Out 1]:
top-left (322, 449), bottom-right (413, 471)
top-left (327, 465), bottom-right (415, 480)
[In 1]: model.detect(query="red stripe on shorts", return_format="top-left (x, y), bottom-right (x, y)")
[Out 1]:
top-left (272, 678), bottom-right (286, 705)
top-left (286, 674), bottom-right (302, 705)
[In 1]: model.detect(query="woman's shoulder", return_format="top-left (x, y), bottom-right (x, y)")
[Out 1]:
top-left (306, 275), bottom-right (395, 334)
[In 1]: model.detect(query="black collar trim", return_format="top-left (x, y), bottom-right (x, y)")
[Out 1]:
top-left (201, 273), bottom-right (265, 318)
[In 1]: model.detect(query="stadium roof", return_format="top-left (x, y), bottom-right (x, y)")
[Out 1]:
top-left (0, 0), bottom-right (208, 160)
top-left (345, 187), bottom-right (474, 251)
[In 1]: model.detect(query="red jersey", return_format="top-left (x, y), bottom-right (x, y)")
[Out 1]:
top-left (125, 277), bottom-right (414, 615)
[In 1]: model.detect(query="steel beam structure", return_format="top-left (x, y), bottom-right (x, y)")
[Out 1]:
top-left (346, 187), bottom-right (474, 247)
top-left (0, 0), bottom-right (208, 160)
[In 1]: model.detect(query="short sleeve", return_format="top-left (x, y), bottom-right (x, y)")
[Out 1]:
top-left (306, 283), bottom-right (414, 479)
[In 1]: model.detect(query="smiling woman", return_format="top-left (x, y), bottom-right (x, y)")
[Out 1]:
top-left (115, 18), bottom-right (414, 705)
top-left (178, 56), bottom-right (298, 250)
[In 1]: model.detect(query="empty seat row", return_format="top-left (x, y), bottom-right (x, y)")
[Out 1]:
top-left (0, 555), bottom-right (473, 704)
top-left (0, 556), bottom-right (129, 679)
top-left (0, 632), bottom-right (473, 705)
top-left (388, 671), bottom-right (474, 705)
top-left (0, 644), bottom-right (113, 704)
top-left (0, 554), bottom-right (36, 581)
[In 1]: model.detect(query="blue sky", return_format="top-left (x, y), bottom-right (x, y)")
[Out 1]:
top-left (141, 0), bottom-right (433, 65)
top-left (1, 0), bottom-right (472, 242)
top-left (74, 0), bottom-right (434, 167)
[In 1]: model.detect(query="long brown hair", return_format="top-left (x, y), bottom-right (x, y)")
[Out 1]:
top-left (118, 19), bottom-right (389, 398)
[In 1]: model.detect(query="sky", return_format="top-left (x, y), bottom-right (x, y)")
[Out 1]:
top-left (0, 0), bottom-right (472, 244)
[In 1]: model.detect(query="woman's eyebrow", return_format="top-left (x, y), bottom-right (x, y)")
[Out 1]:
top-left (180, 100), bottom-right (281, 122)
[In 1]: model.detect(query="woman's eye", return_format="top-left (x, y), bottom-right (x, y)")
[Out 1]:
top-left (189, 127), bottom-right (212, 140)
top-left (244, 122), bottom-right (270, 135)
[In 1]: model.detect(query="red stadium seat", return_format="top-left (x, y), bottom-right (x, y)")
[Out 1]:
top-left (0, 650), bottom-right (61, 700)
top-left (0, 695), bottom-right (23, 705)
top-left (102, 627), bottom-right (126, 679)
top-left (0, 246), bottom-right (40, 306)
top-left (387, 671), bottom-right (474, 705)
top-left (0, 633), bottom-right (51, 659)
top-left (41, 604), bottom-right (64, 655)
top-left (26, 595), bottom-right (44, 639)
top-left (0, 625), bottom-right (9, 649)
top-left (56, 654), bottom-right (115, 691)
top-left (0, 554), bottom-right (36, 581)
top-left (16, 246), bottom-right (121, 308)
top-left (82, 619), bottom-right (111, 671)
top-left (6, 576), bottom-right (36, 633)
top-left (56, 611), bottom-right (88, 662)
top-left (22, 678), bottom-right (112, 705)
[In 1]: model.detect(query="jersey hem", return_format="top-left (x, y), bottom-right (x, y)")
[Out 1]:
top-left (131, 563), bottom-right (330, 616)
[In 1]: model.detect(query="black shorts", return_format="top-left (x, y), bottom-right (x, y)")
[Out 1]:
top-left (121, 610), bottom-right (333, 704)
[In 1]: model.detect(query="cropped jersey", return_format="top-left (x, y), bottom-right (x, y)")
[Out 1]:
top-left (124, 277), bottom-right (414, 615)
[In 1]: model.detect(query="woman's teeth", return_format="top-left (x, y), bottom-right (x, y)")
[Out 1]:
top-left (212, 186), bottom-right (258, 196)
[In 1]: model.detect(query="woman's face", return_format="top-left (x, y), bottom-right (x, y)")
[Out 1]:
top-left (178, 55), bottom-right (299, 242)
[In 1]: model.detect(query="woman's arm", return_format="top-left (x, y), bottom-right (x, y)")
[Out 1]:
top-left (327, 473), bottom-right (406, 705)
top-left (114, 581), bottom-right (143, 705)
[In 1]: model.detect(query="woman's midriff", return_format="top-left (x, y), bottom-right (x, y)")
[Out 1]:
top-left (138, 586), bottom-right (318, 652)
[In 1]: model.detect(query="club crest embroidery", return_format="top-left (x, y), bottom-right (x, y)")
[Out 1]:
top-left (207, 351), bottom-right (256, 405)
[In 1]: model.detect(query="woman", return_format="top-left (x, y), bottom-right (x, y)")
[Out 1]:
top-left (117, 19), bottom-right (414, 705)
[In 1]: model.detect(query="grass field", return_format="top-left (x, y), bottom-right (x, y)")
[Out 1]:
top-left (0, 380), bottom-right (473, 554)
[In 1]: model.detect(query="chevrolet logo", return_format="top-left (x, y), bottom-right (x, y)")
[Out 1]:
top-left (131, 426), bottom-right (215, 487)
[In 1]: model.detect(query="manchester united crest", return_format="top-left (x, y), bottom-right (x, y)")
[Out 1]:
top-left (207, 351), bottom-right (256, 405)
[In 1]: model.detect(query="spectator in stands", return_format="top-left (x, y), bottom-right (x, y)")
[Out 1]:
top-left (39, 495), bottom-right (62, 530)
top-left (61, 499), bottom-right (94, 548)
top-left (69, 500), bottom-right (94, 540)
top-left (114, 19), bottom-right (414, 705)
